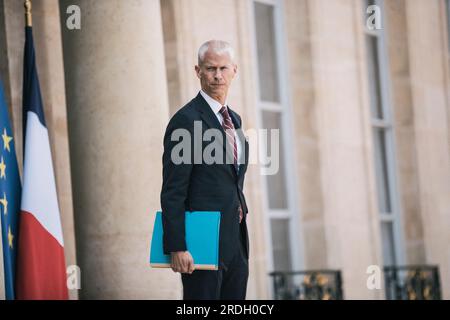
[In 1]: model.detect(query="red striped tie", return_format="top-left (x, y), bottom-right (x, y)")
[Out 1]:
top-left (219, 106), bottom-right (243, 223)
top-left (219, 106), bottom-right (237, 165)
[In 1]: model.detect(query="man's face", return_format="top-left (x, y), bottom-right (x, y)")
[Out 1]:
top-left (195, 50), bottom-right (237, 101)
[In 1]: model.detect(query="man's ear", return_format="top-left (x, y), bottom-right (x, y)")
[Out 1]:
top-left (195, 65), bottom-right (201, 79)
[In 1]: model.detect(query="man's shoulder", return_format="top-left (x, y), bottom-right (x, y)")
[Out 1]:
top-left (173, 100), bottom-right (198, 120)
top-left (166, 95), bottom-right (202, 129)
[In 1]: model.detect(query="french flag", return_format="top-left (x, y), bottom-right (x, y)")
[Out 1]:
top-left (15, 26), bottom-right (68, 300)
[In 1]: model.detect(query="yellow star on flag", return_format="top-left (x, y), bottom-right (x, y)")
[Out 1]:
top-left (0, 156), bottom-right (6, 179)
top-left (0, 192), bottom-right (8, 215)
top-left (2, 128), bottom-right (13, 152)
top-left (8, 226), bottom-right (14, 249)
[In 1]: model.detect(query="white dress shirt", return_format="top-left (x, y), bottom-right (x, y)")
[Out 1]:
top-left (200, 90), bottom-right (243, 166)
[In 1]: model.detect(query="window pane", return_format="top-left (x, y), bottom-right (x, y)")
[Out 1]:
top-left (365, 34), bottom-right (384, 119)
top-left (373, 128), bottom-right (392, 213)
top-left (271, 218), bottom-right (292, 271)
top-left (262, 111), bottom-right (288, 209)
top-left (381, 222), bottom-right (397, 266)
top-left (254, 2), bottom-right (280, 103)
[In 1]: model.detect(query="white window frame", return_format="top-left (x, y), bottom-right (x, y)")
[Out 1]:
top-left (249, 0), bottom-right (304, 295)
top-left (363, 0), bottom-right (406, 267)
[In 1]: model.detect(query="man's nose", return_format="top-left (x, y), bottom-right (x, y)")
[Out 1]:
top-left (214, 70), bottom-right (223, 81)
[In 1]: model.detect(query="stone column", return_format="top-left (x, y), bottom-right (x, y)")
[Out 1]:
top-left (405, 0), bottom-right (450, 299)
top-left (384, 0), bottom-right (426, 265)
top-left (284, 0), bottom-right (329, 270)
top-left (60, 0), bottom-right (174, 298)
top-left (308, 0), bottom-right (383, 299)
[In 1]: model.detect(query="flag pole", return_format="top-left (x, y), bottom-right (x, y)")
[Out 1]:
top-left (24, 0), bottom-right (32, 27)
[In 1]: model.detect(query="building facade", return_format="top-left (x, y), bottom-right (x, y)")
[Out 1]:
top-left (1, 0), bottom-right (449, 299)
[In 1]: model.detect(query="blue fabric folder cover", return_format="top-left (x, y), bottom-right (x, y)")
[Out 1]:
top-left (150, 211), bottom-right (221, 270)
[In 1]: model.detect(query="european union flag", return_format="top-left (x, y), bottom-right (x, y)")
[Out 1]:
top-left (0, 79), bottom-right (21, 300)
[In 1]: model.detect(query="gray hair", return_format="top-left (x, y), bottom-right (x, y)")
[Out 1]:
top-left (197, 40), bottom-right (235, 65)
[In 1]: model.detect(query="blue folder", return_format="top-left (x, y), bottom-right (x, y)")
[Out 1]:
top-left (150, 211), bottom-right (221, 270)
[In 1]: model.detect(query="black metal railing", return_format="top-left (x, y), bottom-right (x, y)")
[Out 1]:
top-left (384, 265), bottom-right (441, 300)
top-left (269, 270), bottom-right (343, 300)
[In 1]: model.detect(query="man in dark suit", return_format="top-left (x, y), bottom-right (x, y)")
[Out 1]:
top-left (160, 40), bottom-right (249, 300)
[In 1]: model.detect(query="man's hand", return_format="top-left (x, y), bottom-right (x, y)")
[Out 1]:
top-left (170, 251), bottom-right (195, 274)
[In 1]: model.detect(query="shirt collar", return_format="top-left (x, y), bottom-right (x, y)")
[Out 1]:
top-left (200, 90), bottom-right (228, 116)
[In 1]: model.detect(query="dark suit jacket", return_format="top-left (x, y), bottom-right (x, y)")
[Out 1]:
top-left (160, 92), bottom-right (249, 265)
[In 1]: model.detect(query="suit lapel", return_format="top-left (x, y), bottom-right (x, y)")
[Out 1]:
top-left (241, 138), bottom-right (249, 177)
top-left (229, 107), bottom-right (250, 179)
top-left (228, 108), bottom-right (244, 175)
top-left (194, 93), bottom-right (224, 133)
top-left (194, 93), bottom-right (237, 177)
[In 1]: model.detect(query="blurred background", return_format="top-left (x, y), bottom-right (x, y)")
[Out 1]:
top-left (0, 0), bottom-right (449, 299)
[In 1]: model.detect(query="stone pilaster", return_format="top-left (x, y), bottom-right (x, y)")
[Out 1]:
top-left (60, 0), bottom-right (174, 298)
